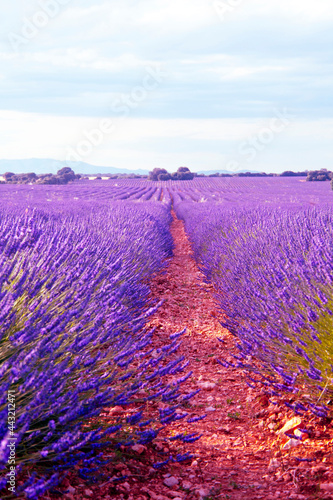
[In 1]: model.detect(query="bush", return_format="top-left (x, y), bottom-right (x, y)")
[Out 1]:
top-left (177, 171), bottom-right (194, 180)
top-left (158, 173), bottom-right (171, 181)
top-left (148, 167), bottom-right (194, 181)
top-left (3, 172), bottom-right (15, 182)
top-left (306, 169), bottom-right (332, 181)
top-left (280, 171), bottom-right (307, 177)
top-left (174, 168), bottom-right (194, 180)
top-left (57, 167), bottom-right (75, 178)
top-left (148, 168), bottom-right (170, 181)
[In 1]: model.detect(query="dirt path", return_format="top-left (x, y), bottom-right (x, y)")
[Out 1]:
top-left (143, 212), bottom-right (333, 500)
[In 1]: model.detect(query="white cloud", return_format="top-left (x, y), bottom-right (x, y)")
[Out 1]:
top-left (0, 111), bottom-right (332, 172)
top-left (135, 0), bottom-right (214, 29)
top-left (15, 49), bottom-right (156, 72)
top-left (247, 0), bottom-right (333, 21)
top-left (0, 0), bottom-right (332, 171)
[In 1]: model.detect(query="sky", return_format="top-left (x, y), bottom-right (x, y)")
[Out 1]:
top-left (0, 0), bottom-right (332, 173)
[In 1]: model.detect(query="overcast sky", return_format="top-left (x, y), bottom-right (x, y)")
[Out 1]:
top-left (0, 0), bottom-right (332, 172)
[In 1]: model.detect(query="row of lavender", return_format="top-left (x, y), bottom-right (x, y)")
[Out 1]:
top-left (1, 176), bottom-right (332, 497)
top-left (1, 176), bottom-right (331, 207)
top-left (0, 182), bottom-right (168, 206)
top-left (0, 187), bottom-right (196, 499)
top-left (174, 179), bottom-right (333, 417)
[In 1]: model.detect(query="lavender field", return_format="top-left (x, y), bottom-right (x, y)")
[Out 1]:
top-left (174, 179), bottom-right (333, 418)
top-left (0, 177), bottom-right (332, 498)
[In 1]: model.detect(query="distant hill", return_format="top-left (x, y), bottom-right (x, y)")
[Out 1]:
top-left (0, 159), bottom-right (149, 176)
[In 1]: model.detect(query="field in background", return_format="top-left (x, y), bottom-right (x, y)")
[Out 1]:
top-left (1, 176), bottom-right (332, 207)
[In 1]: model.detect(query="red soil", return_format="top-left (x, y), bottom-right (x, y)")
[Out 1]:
top-left (45, 212), bottom-right (333, 500)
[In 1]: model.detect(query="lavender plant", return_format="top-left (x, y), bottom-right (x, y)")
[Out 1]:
top-left (175, 191), bottom-right (333, 418)
top-left (1, 175), bottom-right (332, 497)
top-left (0, 196), bottom-right (194, 499)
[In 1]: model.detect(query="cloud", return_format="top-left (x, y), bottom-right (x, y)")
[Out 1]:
top-left (0, 110), bottom-right (332, 173)
top-left (0, 0), bottom-right (332, 170)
